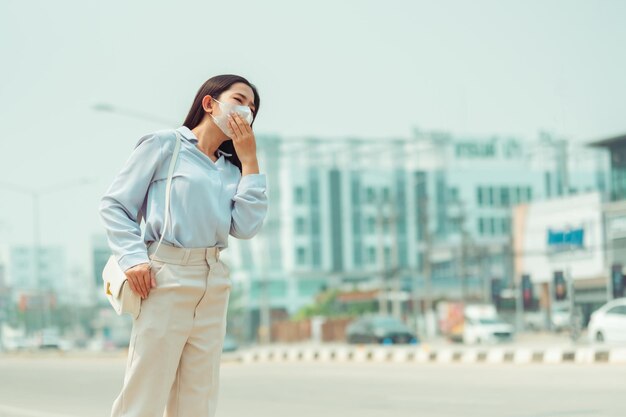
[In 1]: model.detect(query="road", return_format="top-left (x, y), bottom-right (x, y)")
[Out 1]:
top-left (0, 355), bottom-right (624, 417)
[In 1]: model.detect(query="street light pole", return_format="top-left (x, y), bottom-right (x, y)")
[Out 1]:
top-left (32, 192), bottom-right (45, 328)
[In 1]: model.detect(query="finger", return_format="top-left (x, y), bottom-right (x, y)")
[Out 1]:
top-left (135, 273), bottom-right (147, 298)
top-left (128, 277), bottom-right (140, 297)
top-left (236, 113), bottom-right (253, 133)
top-left (228, 117), bottom-right (243, 140)
top-left (142, 272), bottom-right (152, 296)
top-left (141, 271), bottom-right (151, 297)
top-left (130, 275), bottom-right (142, 298)
top-left (227, 118), bottom-right (238, 141)
top-left (228, 114), bottom-right (244, 137)
top-left (233, 112), bottom-right (251, 127)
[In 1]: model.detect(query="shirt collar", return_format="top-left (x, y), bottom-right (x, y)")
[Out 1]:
top-left (176, 126), bottom-right (233, 157)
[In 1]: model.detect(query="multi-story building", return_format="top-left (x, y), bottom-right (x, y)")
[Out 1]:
top-left (9, 246), bottom-right (66, 294)
top-left (225, 129), bottom-right (608, 340)
top-left (513, 191), bottom-right (608, 325)
top-left (8, 246), bottom-right (66, 324)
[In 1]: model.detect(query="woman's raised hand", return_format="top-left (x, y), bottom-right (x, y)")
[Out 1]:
top-left (228, 113), bottom-right (257, 165)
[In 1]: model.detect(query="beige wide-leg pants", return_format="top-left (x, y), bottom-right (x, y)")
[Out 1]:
top-left (111, 242), bottom-right (232, 417)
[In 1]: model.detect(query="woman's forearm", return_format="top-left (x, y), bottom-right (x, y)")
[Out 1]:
top-left (241, 158), bottom-right (260, 177)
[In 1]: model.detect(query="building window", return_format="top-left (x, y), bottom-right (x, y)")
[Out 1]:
top-left (382, 187), bottom-right (390, 203)
top-left (297, 280), bottom-right (327, 297)
top-left (500, 187), bottom-right (510, 207)
top-left (525, 187), bottom-right (532, 201)
top-left (296, 247), bottom-right (307, 265)
top-left (366, 187), bottom-right (376, 203)
top-left (503, 217), bottom-right (511, 234)
top-left (367, 246), bottom-right (376, 264)
top-left (367, 216), bottom-right (376, 234)
top-left (487, 187), bottom-right (495, 207)
top-left (295, 217), bottom-right (306, 235)
top-left (487, 218), bottom-right (495, 235)
top-left (384, 246), bottom-right (391, 268)
top-left (294, 186), bottom-right (306, 204)
top-left (477, 187), bottom-right (484, 207)
top-left (448, 187), bottom-right (459, 202)
top-left (478, 218), bottom-right (485, 235)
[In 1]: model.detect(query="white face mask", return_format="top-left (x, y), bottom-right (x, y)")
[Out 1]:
top-left (210, 98), bottom-right (254, 138)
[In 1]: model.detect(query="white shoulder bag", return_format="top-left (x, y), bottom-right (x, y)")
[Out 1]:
top-left (102, 131), bottom-right (182, 319)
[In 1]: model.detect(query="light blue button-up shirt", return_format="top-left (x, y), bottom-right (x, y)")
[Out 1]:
top-left (99, 126), bottom-right (268, 271)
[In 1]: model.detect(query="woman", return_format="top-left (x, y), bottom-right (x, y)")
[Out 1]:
top-left (99, 74), bottom-right (268, 417)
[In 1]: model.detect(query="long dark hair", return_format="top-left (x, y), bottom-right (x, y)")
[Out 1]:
top-left (182, 74), bottom-right (261, 172)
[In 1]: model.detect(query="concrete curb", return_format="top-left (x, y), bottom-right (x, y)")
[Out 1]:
top-left (234, 345), bottom-right (626, 365)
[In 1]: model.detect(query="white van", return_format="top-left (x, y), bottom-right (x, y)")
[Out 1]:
top-left (463, 304), bottom-right (515, 345)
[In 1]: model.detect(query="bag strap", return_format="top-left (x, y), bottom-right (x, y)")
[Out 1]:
top-left (143, 131), bottom-right (182, 267)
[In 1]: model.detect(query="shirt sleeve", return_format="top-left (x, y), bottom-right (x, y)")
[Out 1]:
top-left (98, 133), bottom-right (162, 271)
top-left (229, 173), bottom-right (268, 239)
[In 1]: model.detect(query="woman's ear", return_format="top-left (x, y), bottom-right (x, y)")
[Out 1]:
top-left (202, 95), bottom-right (214, 113)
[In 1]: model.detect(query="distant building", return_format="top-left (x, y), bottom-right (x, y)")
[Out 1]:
top-left (513, 192), bottom-right (608, 323)
top-left (226, 130), bottom-right (609, 341)
top-left (9, 246), bottom-right (66, 294)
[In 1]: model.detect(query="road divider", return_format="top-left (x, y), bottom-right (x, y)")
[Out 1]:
top-left (234, 344), bottom-right (626, 365)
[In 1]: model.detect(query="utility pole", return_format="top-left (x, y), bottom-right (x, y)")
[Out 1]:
top-left (566, 265), bottom-right (579, 341)
top-left (457, 201), bottom-right (469, 303)
top-left (515, 273), bottom-right (524, 332)
top-left (417, 190), bottom-right (434, 340)
top-left (480, 247), bottom-right (490, 304)
top-left (375, 194), bottom-right (387, 315)
top-left (389, 194), bottom-right (402, 320)
top-left (375, 188), bottom-right (402, 318)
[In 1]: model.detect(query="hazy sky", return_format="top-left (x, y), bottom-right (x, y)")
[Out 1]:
top-left (0, 0), bottom-right (625, 276)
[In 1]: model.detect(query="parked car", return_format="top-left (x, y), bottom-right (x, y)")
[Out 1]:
top-left (346, 315), bottom-right (418, 345)
top-left (463, 304), bottom-right (514, 345)
top-left (588, 298), bottom-right (626, 344)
